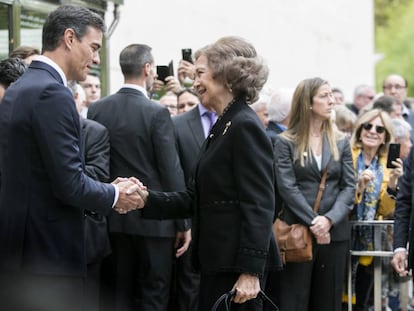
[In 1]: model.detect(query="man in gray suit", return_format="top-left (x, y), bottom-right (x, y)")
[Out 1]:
top-left (88, 43), bottom-right (189, 311)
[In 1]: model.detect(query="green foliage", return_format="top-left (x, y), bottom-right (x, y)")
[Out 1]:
top-left (375, 0), bottom-right (414, 95)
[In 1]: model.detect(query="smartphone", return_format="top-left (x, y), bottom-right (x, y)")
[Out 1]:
top-left (386, 143), bottom-right (401, 168)
top-left (156, 65), bottom-right (169, 83)
top-left (168, 60), bottom-right (174, 77)
top-left (182, 48), bottom-right (193, 63)
top-left (156, 61), bottom-right (174, 83)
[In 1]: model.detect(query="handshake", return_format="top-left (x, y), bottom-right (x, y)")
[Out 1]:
top-left (112, 177), bottom-right (149, 214)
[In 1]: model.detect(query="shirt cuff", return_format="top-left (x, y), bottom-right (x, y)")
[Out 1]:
top-left (394, 247), bottom-right (407, 254)
top-left (112, 184), bottom-right (119, 208)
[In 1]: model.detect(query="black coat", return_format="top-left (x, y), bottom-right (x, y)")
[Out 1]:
top-left (143, 99), bottom-right (281, 275)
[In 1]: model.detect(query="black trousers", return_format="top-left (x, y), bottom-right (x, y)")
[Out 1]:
top-left (169, 243), bottom-right (200, 311)
top-left (278, 240), bottom-right (348, 311)
top-left (100, 233), bottom-right (175, 311)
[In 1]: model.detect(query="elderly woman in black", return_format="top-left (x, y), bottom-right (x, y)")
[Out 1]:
top-left (136, 36), bottom-right (280, 311)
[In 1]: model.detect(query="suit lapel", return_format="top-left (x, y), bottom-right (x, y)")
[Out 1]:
top-left (188, 106), bottom-right (205, 148)
top-left (321, 135), bottom-right (332, 171)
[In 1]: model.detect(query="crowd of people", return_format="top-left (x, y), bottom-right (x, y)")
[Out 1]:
top-left (2, 4), bottom-right (414, 311)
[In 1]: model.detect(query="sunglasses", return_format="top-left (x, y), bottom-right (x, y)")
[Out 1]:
top-left (362, 123), bottom-right (386, 134)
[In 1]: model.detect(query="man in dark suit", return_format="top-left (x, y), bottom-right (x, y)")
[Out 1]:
top-left (0, 6), bottom-right (142, 311)
top-left (170, 89), bottom-right (216, 311)
top-left (88, 43), bottom-right (189, 311)
top-left (392, 144), bottom-right (414, 276)
top-left (69, 80), bottom-right (112, 311)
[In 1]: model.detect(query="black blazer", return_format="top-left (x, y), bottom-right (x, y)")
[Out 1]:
top-left (394, 146), bottom-right (414, 268)
top-left (88, 87), bottom-right (188, 237)
top-left (0, 61), bottom-right (115, 276)
top-left (143, 99), bottom-right (281, 276)
top-left (274, 135), bottom-right (355, 241)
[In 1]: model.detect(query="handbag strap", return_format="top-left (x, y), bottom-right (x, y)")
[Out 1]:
top-left (211, 289), bottom-right (279, 311)
top-left (313, 160), bottom-right (330, 213)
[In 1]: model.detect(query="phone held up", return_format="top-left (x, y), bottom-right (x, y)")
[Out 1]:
top-left (386, 143), bottom-right (401, 168)
top-left (156, 60), bottom-right (174, 83)
top-left (182, 48), bottom-right (193, 63)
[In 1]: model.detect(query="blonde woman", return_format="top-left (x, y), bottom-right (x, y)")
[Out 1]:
top-left (274, 77), bottom-right (355, 311)
top-left (350, 109), bottom-right (403, 310)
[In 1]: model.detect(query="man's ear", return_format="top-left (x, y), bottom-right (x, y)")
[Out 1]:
top-left (63, 28), bottom-right (76, 50)
top-left (143, 63), bottom-right (151, 77)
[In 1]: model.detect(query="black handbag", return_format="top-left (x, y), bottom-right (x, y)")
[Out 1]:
top-left (211, 289), bottom-right (279, 311)
top-left (84, 211), bottom-right (111, 264)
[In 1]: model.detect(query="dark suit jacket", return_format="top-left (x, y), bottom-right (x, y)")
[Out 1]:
top-left (0, 60), bottom-right (115, 276)
top-left (266, 120), bottom-right (283, 147)
top-left (394, 146), bottom-right (414, 268)
top-left (274, 134), bottom-right (355, 241)
top-left (88, 87), bottom-right (187, 237)
top-left (80, 118), bottom-right (112, 263)
top-left (143, 99), bottom-right (281, 276)
top-left (172, 105), bottom-right (205, 184)
top-left (80, 118), bottom-right (110, 182)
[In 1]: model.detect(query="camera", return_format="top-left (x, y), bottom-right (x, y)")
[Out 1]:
top-left (181, 48), bottom-right (193, 63)
top-left (156, 60), bottom-right (174, 83)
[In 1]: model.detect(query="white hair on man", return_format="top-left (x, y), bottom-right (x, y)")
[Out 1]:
top-left (391, 118), bottom-right (411, 140)
top-left (67, 80), bottom-right (87, 116)
top-left (251, 89), bottom-right (272, 128)
top-left (268, 88), bottom-right (294, 123)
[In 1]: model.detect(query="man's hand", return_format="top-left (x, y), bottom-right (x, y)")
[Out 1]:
top-left (391, 250), bottom-right (409, 276)
top-left (175, 229), bottom-right (191, 258)
top-left (112, 178), bottom-right (145, 214)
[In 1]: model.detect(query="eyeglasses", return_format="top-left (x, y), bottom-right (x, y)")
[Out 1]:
top-left (362, 95), bottom-right (374, 100)
top-left (383, 84), bottom-right (406, 91)
top-left (362, 122), bottom-right (386, 134)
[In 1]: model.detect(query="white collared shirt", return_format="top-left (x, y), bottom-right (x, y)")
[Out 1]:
top-left (122, 84), bottom-right (149, 99)
top-left (35, 55), bottom-right (68, 87)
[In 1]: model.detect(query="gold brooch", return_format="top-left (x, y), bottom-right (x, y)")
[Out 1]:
top-left (223, 121), bottom-right (232, 135)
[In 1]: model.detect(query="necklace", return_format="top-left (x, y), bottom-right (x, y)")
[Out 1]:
top-left (217, 99), bottom-right (236, 122)
top-left (310, 133), bottom-right (321, 137)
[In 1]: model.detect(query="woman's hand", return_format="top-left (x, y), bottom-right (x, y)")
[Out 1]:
top-left (357, 169), bottom-right (374, 192)
top-left (388, 158), bottom-right (403, 190)
top-left (310, 215), bottom-right (332, 235)
top-left (232, 273), bottom-right (260, 304)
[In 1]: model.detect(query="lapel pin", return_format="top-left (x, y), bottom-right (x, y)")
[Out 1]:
top-left (223, 121), bottom-right (232, 135)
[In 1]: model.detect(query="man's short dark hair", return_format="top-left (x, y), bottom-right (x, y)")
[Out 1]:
top-left (42, 5), bottom-right (106, 52)
top-left (119, 44), bottom-right (153, 78)
top-left (0, 58), bottom-right (28, 89)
